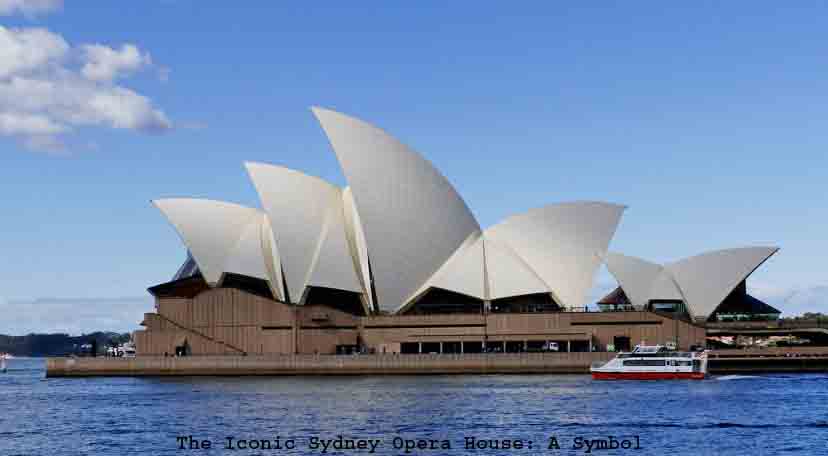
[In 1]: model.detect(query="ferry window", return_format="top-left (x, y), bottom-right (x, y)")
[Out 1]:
top-left (623, 359), bottom-right (666, 367)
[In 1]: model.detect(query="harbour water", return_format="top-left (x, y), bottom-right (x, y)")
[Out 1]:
top-left (2, 358), bottom-right (827, 455)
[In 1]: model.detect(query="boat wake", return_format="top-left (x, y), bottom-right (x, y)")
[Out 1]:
top-left (715, 375), bottom-right (760, 381)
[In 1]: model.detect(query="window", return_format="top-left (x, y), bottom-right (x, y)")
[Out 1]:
top-left (613, 336), bottom-right (631, 352)
top-left (623, 359), bottom-right (666, 367)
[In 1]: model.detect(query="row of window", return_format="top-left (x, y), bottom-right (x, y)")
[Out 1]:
top-left (622, 359), bottom-right (694, 367)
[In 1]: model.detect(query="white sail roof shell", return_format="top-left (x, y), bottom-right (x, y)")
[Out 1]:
top-left (313, 107), bottom-right (481, 312)
top-left (224, 213), bottom-right (274, 284)
top-left (406, 231), bottom-right (487, 309)
top-left (649, 270), bottom-right (683, 301)
top-left (485, 202), bottom-right (626, 309)
top-left (342, 187), bottom-right (374, 311)
top-left (483, 237), bottom-right (549, 300)
top-left (605, 247), bottom-right (778, 319)
top-left (604, 252), bottom-right (682, 308)
top-left (306, 190), bottom-right (364, 296)
top-left (245, 162), bottom-right (362, 304)
top-left (665, 247), bottom-right (779, 319)
top-left (152, 199), bottom-right (283, 299)
top-left (604, 253), bottom-right (664, 308)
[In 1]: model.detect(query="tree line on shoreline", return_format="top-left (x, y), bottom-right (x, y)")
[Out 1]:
top-left (0, 332), bottom-right (131, 357)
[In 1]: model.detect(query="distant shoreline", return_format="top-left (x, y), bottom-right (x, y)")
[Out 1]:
top-left (0, 332), bottom-right (131, 358)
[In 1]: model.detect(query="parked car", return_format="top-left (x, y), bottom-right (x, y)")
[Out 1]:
top-left (543, 342), bottom-right (560, 352)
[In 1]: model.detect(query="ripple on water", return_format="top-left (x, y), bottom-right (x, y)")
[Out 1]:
top-left (2, 359), bottom-right (828, 456)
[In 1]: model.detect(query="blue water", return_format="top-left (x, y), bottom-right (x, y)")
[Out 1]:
top-left (2, 358), bottom-right (827, 455)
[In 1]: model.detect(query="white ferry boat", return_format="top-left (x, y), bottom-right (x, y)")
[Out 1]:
top-left (121, 342), bottom-right (136, 358)
top-left (590, 344), bottom-right (708, 380)
top-left (107, 342), bottom-right (136, 358)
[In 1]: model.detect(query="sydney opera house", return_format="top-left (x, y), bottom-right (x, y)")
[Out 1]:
top-left (134, 107), bottom-right (777, 357)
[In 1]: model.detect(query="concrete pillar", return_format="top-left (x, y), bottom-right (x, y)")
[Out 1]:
top-left (418, 342), bottom-right (422, 354)
top-left (439, 342), bottom-right (443, 354)
top-left (460, 342), bottom-right (464, 354)
top-left (567, 340), bottom-right (571, 352)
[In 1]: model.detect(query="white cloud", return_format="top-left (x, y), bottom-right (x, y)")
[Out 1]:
top-left (81, 43), bottom-right (152, 82)
top-left (0, 111), bottom-right (66, 135)
top-left (0, 296), bottom-right (153, 335)
top-left (0, 25), bottom-right (171, 152)
top-left (0, 0), bottom-right (62, 17)
top-left (0, 26), bottom-right (68, 78)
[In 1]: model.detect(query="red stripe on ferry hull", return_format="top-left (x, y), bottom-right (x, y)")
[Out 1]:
top-left (592, 371), bottom-right (705, 380)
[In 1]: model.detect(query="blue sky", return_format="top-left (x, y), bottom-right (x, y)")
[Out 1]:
top-left (1, 2), bottom-right (826, 333)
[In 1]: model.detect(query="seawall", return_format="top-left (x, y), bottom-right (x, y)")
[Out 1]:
top-left (46, 352), bottom-right (613, 377)
top-left (708, 347), bottom-right (828, 374)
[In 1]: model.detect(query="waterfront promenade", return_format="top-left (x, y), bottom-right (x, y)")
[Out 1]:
top-left (47, 352), bottom-right (613, 377)
top-left (46, 347), bottom-right (828, 377)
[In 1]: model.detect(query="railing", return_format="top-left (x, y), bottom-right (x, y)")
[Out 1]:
top-left (706, 319), bottom-right (828, 330)
top-left (708, 346), bottom-right (828, 358)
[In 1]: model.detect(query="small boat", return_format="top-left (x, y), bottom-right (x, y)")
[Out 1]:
top-left (108, 342), bottom-right (136, 358)
top-left (1, 354), bottom-right (7, 373)
top-left (120, 342), bottom-right (136, 358)
top-left (591, 344), bottom-right (708, 380)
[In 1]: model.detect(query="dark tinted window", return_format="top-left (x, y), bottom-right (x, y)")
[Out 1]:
top-left (623, 359), bottom-right (666, 367)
